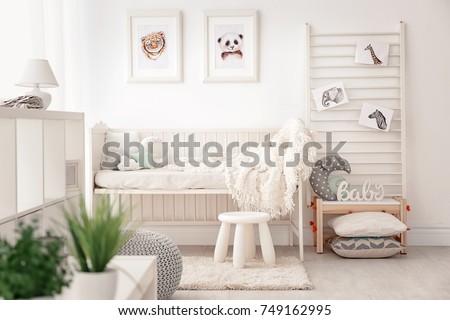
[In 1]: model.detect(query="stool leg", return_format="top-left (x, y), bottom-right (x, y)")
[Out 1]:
top-left (258, 222), bottom-right (276, 265)
top-left (233, 224), bottom-right (246, 268)
top-left (214, 222), bottom-right (230, 263)
top-left (245, 224), bottom-right (256, 259)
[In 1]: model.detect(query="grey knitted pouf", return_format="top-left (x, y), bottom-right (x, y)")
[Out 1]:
top-left (118, 230), bottom-right (183, 300)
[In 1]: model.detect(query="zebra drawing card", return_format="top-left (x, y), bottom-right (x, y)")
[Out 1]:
top-left (312, 81), bottom-right (349, 112)
top-left (355, 40), bottom-right (390, 66)
top-left (359, 103), bottom-right (394, 132)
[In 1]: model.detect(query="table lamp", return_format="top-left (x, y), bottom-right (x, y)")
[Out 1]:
top-left (16, 59), bottom-right (59, 109)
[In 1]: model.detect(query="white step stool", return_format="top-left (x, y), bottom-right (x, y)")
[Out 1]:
top-left (214, 212), bottom-right (276, 268)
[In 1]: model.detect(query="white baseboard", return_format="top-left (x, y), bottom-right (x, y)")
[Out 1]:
top-left (139, 224), bottom-right (450, 247)
top-left (406, 225), bottom-right (450, 246)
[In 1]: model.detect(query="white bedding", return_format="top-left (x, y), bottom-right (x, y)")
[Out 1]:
top-left (95, 168), bottom-right (226, 190)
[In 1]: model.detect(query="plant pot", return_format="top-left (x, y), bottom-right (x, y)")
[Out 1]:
top-left (67, 268), bottom-right (118, 300)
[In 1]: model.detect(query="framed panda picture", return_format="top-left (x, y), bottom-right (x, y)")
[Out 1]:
top-left (204, 10), bottom-right (258, 82)
top-left (127, 11), bottom-right (182, 83)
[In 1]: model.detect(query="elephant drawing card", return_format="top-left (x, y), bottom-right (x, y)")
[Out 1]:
top-left (359, 103), bottom-right (394, 132)
top-left (312, 81), bottom-right (349, 112)
top-left (355, 40), bottom-right (390, 66)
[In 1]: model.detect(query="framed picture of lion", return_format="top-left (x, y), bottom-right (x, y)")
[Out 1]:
top-left (203, 10), bottom-right (258, 82)
top-left (127, 11), bottom-right (182, 82)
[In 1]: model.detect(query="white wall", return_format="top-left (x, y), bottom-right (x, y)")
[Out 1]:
top-left (2, 0), bottom-right (450, 242)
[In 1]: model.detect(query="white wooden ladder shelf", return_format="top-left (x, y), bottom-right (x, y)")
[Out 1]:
top-left (305, 23), bottom-right (408, 253)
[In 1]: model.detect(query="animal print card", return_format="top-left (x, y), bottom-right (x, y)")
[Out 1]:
top-left (355, 40), bottom-right (390, 66)
top-left (312, 81), bottom-right (349, 112)
top-left (359, 103), bottom-right (394, 132)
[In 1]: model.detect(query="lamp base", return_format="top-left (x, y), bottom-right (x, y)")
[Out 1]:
top-left (25, 87), bottom-right (52, 110)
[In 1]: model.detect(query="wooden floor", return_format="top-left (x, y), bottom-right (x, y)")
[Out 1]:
top-left (171, 245), bottom-right (450, 300)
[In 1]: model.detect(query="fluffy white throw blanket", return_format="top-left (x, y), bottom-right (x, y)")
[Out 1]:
top-left (225, 118), bottom-right (315, 218)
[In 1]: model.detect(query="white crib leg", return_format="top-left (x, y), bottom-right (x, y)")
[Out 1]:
top-left (233, 224), bottom-right (246, 268)
top-left (258, 222), bottom-right (276, 265)
top-left (245, 224), bottom-right (256, 259)
top-left (214, 222), bottom-right (230, 263)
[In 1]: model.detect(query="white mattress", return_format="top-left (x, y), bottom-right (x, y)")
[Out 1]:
top-left (95, 168), bottom-right (226, 190)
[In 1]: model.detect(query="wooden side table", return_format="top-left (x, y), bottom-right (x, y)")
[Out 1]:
top-left (313, 197), bottom-right (408, 254)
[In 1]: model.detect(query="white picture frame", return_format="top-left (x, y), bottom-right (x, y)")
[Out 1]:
top-left (358, 103), bottom-right (394, 132)
top-left (127, 10), bottom-right (182, 83)
top-left (312, 81), bottom-right (349, 111)
top-left (66, 160), bottom-right (79, 192)
top-left (204, 10), bottom-right (258, 82)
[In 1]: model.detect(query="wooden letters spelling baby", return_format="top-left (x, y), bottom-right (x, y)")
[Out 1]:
top-left (337, 180), bottom-right (384, 201)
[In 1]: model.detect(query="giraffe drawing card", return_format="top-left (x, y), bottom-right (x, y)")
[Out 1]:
top-left (312, 81), bottom-right (349, 112)
top-left (355, 40), bottom-right (390, 66)
top-left (359, 103), bottom-right (394, 132)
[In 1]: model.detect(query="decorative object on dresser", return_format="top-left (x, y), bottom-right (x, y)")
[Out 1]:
top-left (204, 10), bottom-right (258, 82)
top-left (309, 155), bottom-right (351, 201)
top-left (0, 220), bottom-right (71, 299)
top-left (127, 11), bottom-right (182, 83)
top-left (118, 230), bottom-right (183, 300)
top-left (63, 196), bottom-right (132, 300)
top-left (0, 95), bottom-right (44, 109)
top-left (15, 59), bottom-right (59, 109)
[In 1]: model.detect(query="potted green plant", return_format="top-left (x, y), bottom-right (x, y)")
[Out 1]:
top-left (0, 220), bottom-right (70, 300)
top-left (63, 196), bottom-right (130, 299)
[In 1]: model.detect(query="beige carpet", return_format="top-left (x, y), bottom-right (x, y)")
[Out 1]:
top-left (179, 256), bottom-right (313, 290)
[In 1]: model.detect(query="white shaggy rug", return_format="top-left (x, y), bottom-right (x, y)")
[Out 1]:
top-left (179, 256), bottom-right (313, 290)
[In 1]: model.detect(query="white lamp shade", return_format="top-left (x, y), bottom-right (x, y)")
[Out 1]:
top-left (16, 59), bottom-right (59, 88)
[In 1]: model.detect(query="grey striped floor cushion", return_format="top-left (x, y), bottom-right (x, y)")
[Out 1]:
top-left (329, 236), bottom-right (404, 258)
top-left (118, 230), bottom-right (183, 299)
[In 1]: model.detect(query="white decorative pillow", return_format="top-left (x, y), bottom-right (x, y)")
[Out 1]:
top-left (329, 236), bottom-right (404, 258)
top-left (328, 212), bottom-right (407, 237)
top-left (140, 136), bottom-right (164, 165)
top-left (101, 131), bottom-right (140, 170)
top-left (117, 156), bottom-right (141, 171)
